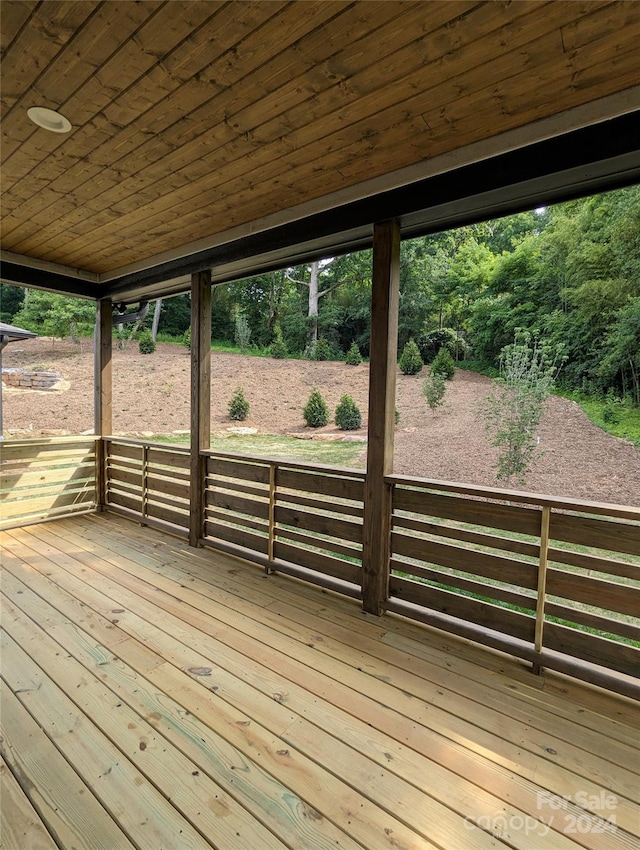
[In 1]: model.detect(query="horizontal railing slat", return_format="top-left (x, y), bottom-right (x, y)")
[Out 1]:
top-left (207, 489), bottom-right (269, 520)
top-left (276, 505), bottom-right (362, 544)
top-left (274, 541), bottom-right (361, 585)
top-left (544, 622), bottom-right (640, 679)
top-left (550, 512), bottom-right (640, 557)
top-left (277, 468), bottom-right (364, 502)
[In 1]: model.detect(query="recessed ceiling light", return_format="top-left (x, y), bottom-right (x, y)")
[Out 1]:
top-left (27, 106), bottom-right (72, 133)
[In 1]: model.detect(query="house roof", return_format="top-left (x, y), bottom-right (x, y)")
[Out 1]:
top-left (2, 1), bottom-right (640, 303)
top-left (0, 323), bottom-right (38, 348)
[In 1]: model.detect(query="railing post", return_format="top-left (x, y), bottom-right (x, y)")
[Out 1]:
top-left (267, 462), bottom-right (277, 573)
top-left (189, 270), bottom-right (212, 547)
top-left (141, 443), bottom-right (149, 520)
top-left (94, 299), bottom-right (112, 510)
top-left (362, 220), bottom-right (401, 615)
top-left (533, 505), bottom-right (551, 674)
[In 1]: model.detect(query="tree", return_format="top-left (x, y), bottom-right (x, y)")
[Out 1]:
top-left (399, 338), bottom-right (423, 375)
top-left (234, 312), bottom-right (251, 353)
top-left (13, 291), bottom-right (95, 349)
top-left (303, 388), bottom-right (329, 427)
top-left (481, 332), bottom-right (562, 485)
top-left (423, 371), bottom-right (446, 412)
top-left (151, 299), bottom-right (162, 342)
top-left (335, 394), bottom-right (362, 430)
top-left (229, 387), bottom-right (250, 421)
top-left (0, 284), bottom-right (25, 323)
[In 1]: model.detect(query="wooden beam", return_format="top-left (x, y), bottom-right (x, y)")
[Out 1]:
top-left (189, 270), bottom-right (211, 547)
top-left (362, 220), bottom-right (400, 615)
top-left (94, 299), bottom-right (112, 509)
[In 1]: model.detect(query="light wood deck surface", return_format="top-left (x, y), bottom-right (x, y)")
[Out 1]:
top-left (1, 514), bottom-right (638, 850)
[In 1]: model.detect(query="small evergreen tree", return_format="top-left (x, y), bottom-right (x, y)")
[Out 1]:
top-left (345, 341), bottom-right (362, 366)
top-left (138, 330), bottom-right (156, 354)
top-left (314, 338), bottom-right (332, 361)
top-left (228, 387), bottom-right (250, 421)
top-left (399, 338), bottom-right (423, 375)
top-left (182, 327), bottom-right (191, 350)
top-left (303, 388), bottom-right (329, 427)
top-left (335, 394), bottom-right (362, 430)
top-left (269, 324), bottom-right (287, 359)
top-left (431, 347), bottom-right (455, 380)
top-left (423, 371), bottom-right (446, 411)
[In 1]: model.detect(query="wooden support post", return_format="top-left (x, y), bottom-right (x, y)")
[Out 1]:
top-left (189, 270), bottom-right (212, 547)
top-left (362, 220), bottom-right (401, 615)
top-left (267, 462), bottom-right (277, 572)
top-left (533, 505), bottom-right (551, 674)
top-left (94, 299), bottom-right (112, 509)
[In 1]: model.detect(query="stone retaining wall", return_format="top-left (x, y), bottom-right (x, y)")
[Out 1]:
top-left (1, 369), bottom-right (61, 389)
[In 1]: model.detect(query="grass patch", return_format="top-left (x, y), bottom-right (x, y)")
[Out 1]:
top-left (558, 391), bottom-right (640, 446)
top-left (150, 432), bottom-right (366, 467)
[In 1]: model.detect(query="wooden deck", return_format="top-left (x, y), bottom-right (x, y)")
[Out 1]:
top-left (1, 514), bottom-right (638, 850)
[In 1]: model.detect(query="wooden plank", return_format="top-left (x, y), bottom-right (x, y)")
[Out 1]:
top-left (544, 622), bottom-right (640, 679)
top-left (205, 477), bottom-right (268, 499)
top-left (392, 514), bottom-right (540, 558)
top-left (106, 465), bottom-right (142, 489)
top-left (544, 602), bottom-right (640, 643)
top-left (1, 683), bottom-right (136, 850)
top-left (145, 503), bottom-right (189, 530)
top-left (6, 519), bottom-right (640, 840)
top-left (1, 575), bottom-right (361, 850)
top-left (276, 489), bottom-right (364, 518)
top-left (1, 462), bottom-right (95, 491)
top-left (189, 270), bottom-right (211, 547)
top-left (106, 492), bottom-right (142, 513)
top-left (275, 542), bottom-right (361, 585)
top-left (205, 507), bottom-right (267, 534)
top-left (0, 628), bottom-right (284, 850)
top-left (394, 487), bottom-right (542, 536)
top-left (146, 474), bottom-right (190, 501)
top-left (205, 521), bottom-right (268, 555)
top-left (362, 220), bottom-right (400, 615)
top-left (146, 447), bottom-right (190, 470)
top-left (277, 526), bottom-right (362, 561)
top-left (546, 569), bottom-right (640, 618)
top-left (208, 455), bottom-right (271, 484)
top-left (207, 489), bottom-right (269, 520)
top-left (550, 512), bottom-right (640, 557)
top-left (389, 575), bottom-right (536, 642)
top-left (277, 468), bottom-right (364, 502)
top-left (548, 547), bottom-right (640, 580)
top-left (0, 756), bottom-right (59, 850)
top-left (106, 441), bottom-right (143, 461)
top-left (535, 506), bottom-right (551, 658)
top-left (0, 487), bottom-right (95, 521)
top-left (390, 559), bottom-right (536, 611)
top-left (276, 505), bottom-right (362, 544)
top-left (392, 530), bottom-right (538, 589)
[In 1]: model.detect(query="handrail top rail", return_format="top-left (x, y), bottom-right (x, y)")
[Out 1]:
top-left (387, 473), bottom-right (640, 521)
top-left (202, 448), bottom-right (366, 480)
top-left (0, 435), bottom-right (99, 450)
top-left (104, 436), bottom-right (190, 453)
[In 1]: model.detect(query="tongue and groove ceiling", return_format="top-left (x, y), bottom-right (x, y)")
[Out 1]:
top-left (1, 0), bottom-right (640, 298)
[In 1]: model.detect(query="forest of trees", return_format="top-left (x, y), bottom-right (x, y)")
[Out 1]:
top-left (2, 186), bottom-right (638, 404)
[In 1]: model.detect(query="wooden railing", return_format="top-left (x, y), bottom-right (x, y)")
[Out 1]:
top-left (5, 436), bottom-right (637, 694)
top-left (0, 436), bottom-right (97, 529)
top-left (104, 438), bottom-right (190, 537)
top-left (387, 475), bottom-right (640, 687)
top-left (202, 451), bottom-right (364, 596)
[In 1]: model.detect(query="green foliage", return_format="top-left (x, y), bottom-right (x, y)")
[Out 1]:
top-left (138, 330), bottom-right (156, 354)
top-left (481, 331), bottom-right (562, 485)
top-left (0, 284), bottom-right (25, 323)
top-left (228, 387), bottom-right (250, 421)
top-left (269, 324), bottom-right (288, 359)
top-left (13, 291), bottom-right (95, 341)
top-left (431, 347), bottom-right (455, 380)
top-left (335, 394), bottom-right (362, 430)
top-left (313, 337), bottom-right (332, 361)
top-left (399, 338), bottom-right (423, 375)
top-left (423, 371), bottom-right (446, 411)
top-left (182, 327), bottom-right (191, 350)
top-left (417, 327), bottom-right (469, 363)
top-left (345, 341), bottom-right (362, 365)
top-left (234, 312), bottom-right (251, 353)
top-left (157, 293), bottom-right (190, 336)
top-left (303, 388), bottom-right (329, 427)
top-left (395, 409), bottom-right (400, 425)
top-left (602, 390), bottom-right (622, 425)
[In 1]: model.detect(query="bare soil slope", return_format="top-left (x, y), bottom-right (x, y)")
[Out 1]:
top-left (3, 338), bottom-right (639, 506)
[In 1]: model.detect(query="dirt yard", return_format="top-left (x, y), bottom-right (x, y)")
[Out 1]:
top-left (3, 337), bottom-right (639, 506)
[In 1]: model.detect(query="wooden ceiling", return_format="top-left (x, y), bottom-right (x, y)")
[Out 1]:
top-left (2, 0), bottom-right (640, 286)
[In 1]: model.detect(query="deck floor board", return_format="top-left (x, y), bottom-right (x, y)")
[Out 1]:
top-left (1, 514), bottom-right (638, 850)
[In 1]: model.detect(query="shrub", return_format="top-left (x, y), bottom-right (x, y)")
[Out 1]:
top-left (423, 371), bottom-right (446, 411)
top-left (335, 394), bottom-right (362, 430)
top-left (303, 388), bottom-right (329, 427)
top-left (138, 330), bottom-right (156, 354)
top-left (345, 341), bottom-right (362, 366)
top-left (431, 347), bottom-right (455, 380)
top-left (395, 408), bottom-right (400, 425)
top-left (228, 387), bottom-right (250, 421)
top-left (313, 338), bottom-right (332, 361)
top-left (269, 325), bottom-right (287, 359)
top-left (182, 327), bottom-right (191, 350)
top-left (399, 338), bottom-right (423, 375)
top-left (417, 327), bottom-right (470, 362)
top-left (234, 312), bottom-right (251, 352)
